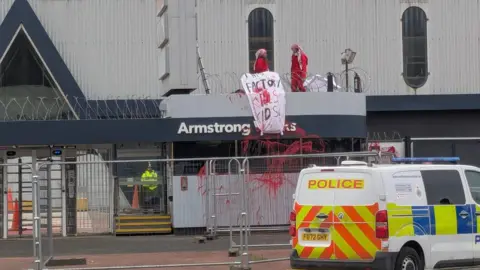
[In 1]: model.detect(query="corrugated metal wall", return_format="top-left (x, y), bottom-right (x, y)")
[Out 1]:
top-left (1, 0), bottom-right (480, 97)
top-left (197, 0), bottom-right (480, 95)
top-left (0, 1), bottom-right (13, 21)
top-left (172, 174), bottom-right (295, 228)
top-left (1, 0), bottom-right (163, 99)
top-left (196, 0), bottom-right (249, 94)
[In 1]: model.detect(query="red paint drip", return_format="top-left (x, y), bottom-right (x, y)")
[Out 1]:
top-left (241, 122), bottom-right (325, 197)
top-left (197, 122), bottom-right (326, 198)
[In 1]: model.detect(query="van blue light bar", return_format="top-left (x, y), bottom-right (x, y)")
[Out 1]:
top-left (391, 157), bottom-right (460, 163)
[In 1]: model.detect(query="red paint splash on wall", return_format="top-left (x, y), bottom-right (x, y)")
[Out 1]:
top-left (197, 165), bottom-right (207, 195)
top-left (241, 122), bottom-right (325, 197)
top-left (196, 122), bottom-right (326, 197)
top-left (195, 122), bottom-right (326, 225)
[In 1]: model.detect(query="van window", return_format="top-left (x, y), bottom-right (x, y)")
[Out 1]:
top-left (465, 170), bottom-right (480, 203)
top-left (296, 171), bottom-right (376, 205)
top-left (421, 170), bottom-right (466, 205)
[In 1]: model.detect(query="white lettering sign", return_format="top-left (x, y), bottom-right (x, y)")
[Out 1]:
top-left (177, 122), bottom-right (252, 136)
top-left (241, 72), bottom-right (286, 136)
top-left (177, 122), bottom-right (297, 136)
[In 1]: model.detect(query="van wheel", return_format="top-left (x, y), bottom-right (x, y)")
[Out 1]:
top-left (395, 247), bottom-right (423, 270)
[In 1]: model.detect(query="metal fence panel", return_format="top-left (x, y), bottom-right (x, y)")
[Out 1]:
top-left (11, 151), bottom-right (390, 270)
top-left (75, 152), bottom-right (113, 234)
top-left (198, 151), bottom-right (391, 262)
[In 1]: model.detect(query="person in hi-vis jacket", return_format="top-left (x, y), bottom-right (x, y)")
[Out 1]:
top-left (290, 44), bottom-right (308, 92)
top-left (253, 48), bottom-right (269, 73)
top-left (141, 162), bottom-right (160, 213)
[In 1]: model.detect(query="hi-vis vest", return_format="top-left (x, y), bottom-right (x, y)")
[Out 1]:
top-left (141, 170), bottom-right (158, 191)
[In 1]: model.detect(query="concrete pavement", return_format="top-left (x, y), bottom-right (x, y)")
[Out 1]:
top-left (0, 233), bottom-right (291, 258)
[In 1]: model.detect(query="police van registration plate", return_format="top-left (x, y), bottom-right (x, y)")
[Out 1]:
top-left (302, 233), bottom-right (328, 241)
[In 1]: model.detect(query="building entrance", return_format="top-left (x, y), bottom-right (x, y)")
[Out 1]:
top-left (1, 147), bottom-right (72, 238)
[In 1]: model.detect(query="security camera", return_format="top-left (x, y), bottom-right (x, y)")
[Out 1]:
top-left (341, 48), bottom-right (356, 64)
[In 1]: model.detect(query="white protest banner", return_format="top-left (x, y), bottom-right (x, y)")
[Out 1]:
top-left (303, 74), bottom-right (341, 92)
top-left (240, 72), bottom-right (286, 135)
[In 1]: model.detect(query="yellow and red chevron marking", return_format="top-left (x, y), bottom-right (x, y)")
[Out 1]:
top-left (333, 204), bottom-right (381, 260)
top-left (293, 202), bottom-right (334, 259)
top-left (293, 202), bottom-right (380, 261)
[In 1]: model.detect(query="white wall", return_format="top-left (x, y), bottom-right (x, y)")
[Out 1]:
top-left (196, 0), bottom-right (480, 96)
top-left (164, 91), bottom-right (366, 118)
top-left (2, 0), bottom-right (478, 98)
top-left (172, 173), bottom-right (296, 228)
top-left (157, 0), bottom-right (198, 94)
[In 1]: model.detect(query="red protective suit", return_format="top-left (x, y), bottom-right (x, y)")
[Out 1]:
top-left (291, 48), bottom-right (308, 92)
top-left (254, 57), bottom-right (269, 73)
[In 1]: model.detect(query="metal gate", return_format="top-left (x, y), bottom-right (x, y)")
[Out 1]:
top-left (0, 148), bottom-right (115, 239)
top-left (6, 157), bottom-right (34, 238)
top-left (205, 158), bottom-right (242, 241)
top-left (2, 152), bottom-right (65, 239)
top-left (38, 156), bottom-right (63, 237)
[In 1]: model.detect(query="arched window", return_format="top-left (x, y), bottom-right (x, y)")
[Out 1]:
top-left (402, 7), bottom-right (428, 88)
top-left (248, 8), bottom-right (274, 72)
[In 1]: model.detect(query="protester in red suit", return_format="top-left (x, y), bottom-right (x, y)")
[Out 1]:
top-left (253, 48), bottom-right (269, 73)
top-left (290, 44), bottom-right (308, 92)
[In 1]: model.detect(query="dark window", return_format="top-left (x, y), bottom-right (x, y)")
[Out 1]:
top-left (0, 31), bottom-right (71, 120)
top-left (173, 141), bottom-right (237, 175)
top-left (421, 170), bottom-right (465, 205)
top-left (402, 7), bottom-right (428, 88)
top-left (465, 170), bottom-right (480, 203)
top-left (248, 8), bottom-right (274, 72)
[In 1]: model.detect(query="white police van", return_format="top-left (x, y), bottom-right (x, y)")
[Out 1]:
top-left (290, 157), bottom-right (480, 270)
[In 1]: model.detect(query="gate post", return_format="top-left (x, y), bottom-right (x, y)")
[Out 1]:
top-left (205, 159), bottom-right (219, 240)
top-left (65, 157), bottom-right (77, 236)
top-left (210, 160), bottom-right (218, 239)
top-left (204, 160), bottom-right (210, 235)
top-left (112, 145), bottom-right (119, 219)
top-left (46, 163), bottom-right (54, 263)
top-left (451, 141), bottom-right (457, 157)
top-left (238, 157), bottom-right (251, 270)
top-left (404, 136), bottom-right (412, 158)
top-left (31, 163), bottom-right (43, 270)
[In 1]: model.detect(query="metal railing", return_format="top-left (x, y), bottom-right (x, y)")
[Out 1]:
top-left (195, 69), bottom-right (372, 94)
top-left (203, 151), bottom-right (392, 257)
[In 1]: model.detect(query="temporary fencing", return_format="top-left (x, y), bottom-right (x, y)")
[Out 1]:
top-left (203, 151), bottom-right (392, 257)
top-left (0, 162), bottom-right (44, 269)
top-left (0, 151), bottom-right (391, 270)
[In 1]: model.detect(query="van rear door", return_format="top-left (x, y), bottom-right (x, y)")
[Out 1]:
top-left (294, 168), bottom-right (381, 261)
top-left (294, 172), bottom-right (335, 260)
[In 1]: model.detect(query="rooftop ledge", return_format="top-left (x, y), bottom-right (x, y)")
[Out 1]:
top-left (162, 91), bottom-right (366, 119)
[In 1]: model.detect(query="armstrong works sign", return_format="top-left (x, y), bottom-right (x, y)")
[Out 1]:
top-left (177, 122), bottom-right (298, 137)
